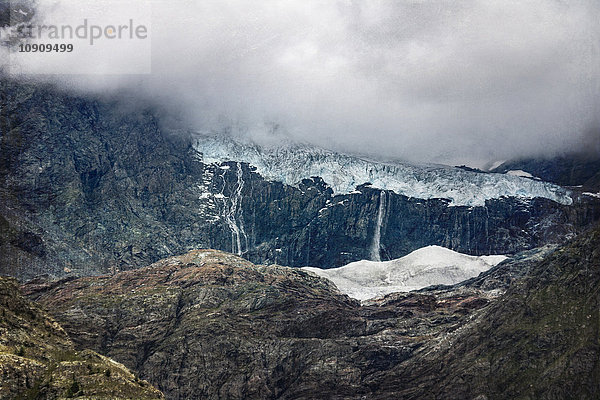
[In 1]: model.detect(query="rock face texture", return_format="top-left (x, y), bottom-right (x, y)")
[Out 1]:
top-left (24, 226), bottom-right (600, 399)
top-left (23, 249), bottom-right (491, 400)
top-left (0, 276), bottom-right (164, 399)
top-left (386, 223), bottom-right (600, 400)
top-left (2, 77), bottom-right (600, 280)
top-left (492, 153), bottom-right (600, 192)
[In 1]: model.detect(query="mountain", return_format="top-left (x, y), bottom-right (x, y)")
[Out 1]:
top-left (0, 0), bottom-right (35, 29)
top-left (21, 248), bottom-right (493, 399)
top-left (22, 222), bottom-right (600, 399)
top-left (0, 275), bottom-right (164, 399)
top-left (303, 245), bottom-right (507, 300)
top-left (491, 153), bottom-right (600, 193)
top-left (388, 222), bottom-right (600, 399)
top-left (2, 77), bottom-right (600, 281)
top-left (22, 249), bottom-right (365, 399)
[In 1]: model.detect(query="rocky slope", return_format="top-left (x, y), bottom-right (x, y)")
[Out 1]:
top-left (23, 225), bottom-right (600, 399)
top-left (492, 152), bottom-right (600, 192)
top-left (382, 223), bottom-right (600, 399)
top-left (2, 76), bottom-right (600, 280)
top-left (0, 276), bottom-right (164, 399)
top-left (23, 249), bottom-right (494, 400)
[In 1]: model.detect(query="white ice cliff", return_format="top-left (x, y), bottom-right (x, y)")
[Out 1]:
top-left (192, 133), bottom-right (572, 207)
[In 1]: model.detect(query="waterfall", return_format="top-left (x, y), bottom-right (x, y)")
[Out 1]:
top-left (370, 191), bottom-right (386, 261)
top-left (220, 163), bottom-right (247, 255)
top-left (234, 163), bottom-right (248, 253)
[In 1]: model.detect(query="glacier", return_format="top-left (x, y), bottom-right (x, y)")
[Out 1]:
top-left (192, 133), bottom-right (572, 207)
top-left (303, 246), bottom-right (508, 301)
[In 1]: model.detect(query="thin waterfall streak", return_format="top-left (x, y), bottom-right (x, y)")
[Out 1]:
top-left (234, 163), bottom-right (248, 254)
top-left (220, 163), bottom-right (246, 255)
top-left (370, 191), bottom-right (386, 261)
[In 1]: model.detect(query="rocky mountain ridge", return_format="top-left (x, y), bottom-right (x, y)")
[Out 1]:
top-left (491, 153), bottom-right (600, 193)
top-left (21, 248), bottom-right (494, 399)
top-left (2, 77), bottom-right (600, 280)
top-left (22, 222), bottom-right (600, 399)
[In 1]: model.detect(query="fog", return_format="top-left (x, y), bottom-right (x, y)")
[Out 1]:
top-left (3, 0), bottom-right (600, 165)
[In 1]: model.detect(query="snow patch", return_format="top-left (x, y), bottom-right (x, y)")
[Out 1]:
top-left (583, 192), bottom-right (600, 199)
top-left (486, 160), bottom-right (506, 171)
top-left (506, 170), bottom-right (535, 179)
top-left (303, 246), bottom-right (508, 301)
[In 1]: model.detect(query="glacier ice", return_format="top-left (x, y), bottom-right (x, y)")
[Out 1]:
top-left (192, 133), bottom-right (572, 207)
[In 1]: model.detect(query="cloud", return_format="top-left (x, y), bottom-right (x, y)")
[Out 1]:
top-left (3, 0), bottom-right (599, 165)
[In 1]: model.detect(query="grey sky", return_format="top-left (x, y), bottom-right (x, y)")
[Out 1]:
top-left (5, 0), bottom-right (600, 165)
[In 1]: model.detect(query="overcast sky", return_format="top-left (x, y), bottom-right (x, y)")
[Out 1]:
top-left (4, 0), bottom-right (600, 165)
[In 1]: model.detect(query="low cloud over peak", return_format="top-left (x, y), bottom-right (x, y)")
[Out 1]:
top-left (3, 0), bottom-right (599, 165)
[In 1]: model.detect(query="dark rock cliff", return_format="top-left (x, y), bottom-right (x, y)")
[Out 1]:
top-left (2, 77), bottom-right (600, 280)
top-left (378, 222), bottom-right (600, 400)
top-left (492, 153), bottom-right (600, 192)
